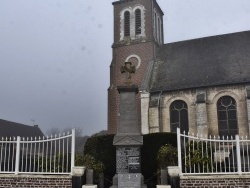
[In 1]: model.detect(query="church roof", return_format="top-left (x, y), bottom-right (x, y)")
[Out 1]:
top-left (0, 119), bottom-right (44, 138)
top-left (150, 30), bottom-right (250, 92)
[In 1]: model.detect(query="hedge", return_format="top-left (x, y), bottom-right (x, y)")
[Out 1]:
top-left (83, 134), bottom-right (116, 187)
top-left (83, 132), bottom-right (177, 188)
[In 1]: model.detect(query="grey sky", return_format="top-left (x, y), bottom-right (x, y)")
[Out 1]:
top-left (0, 0), bottom-right (250, 136)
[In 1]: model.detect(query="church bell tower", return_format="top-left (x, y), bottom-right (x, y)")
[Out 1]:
top-left (108, 0), bottom-right (164, 134)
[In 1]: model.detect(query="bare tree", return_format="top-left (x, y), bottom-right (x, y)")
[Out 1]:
top-left (46, 126), bottom-right (83, 137)
top-left (62, 126), bottom-right (83, 137)
top-left (46, 127), bottom-right (60, 136)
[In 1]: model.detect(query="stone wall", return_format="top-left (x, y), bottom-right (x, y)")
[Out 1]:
top-left (148, 84), bottom-right (249, 136)
top-left (0, 174), bottom-right (72, 188)
top-left (180, 175), bottom-right (250, 188)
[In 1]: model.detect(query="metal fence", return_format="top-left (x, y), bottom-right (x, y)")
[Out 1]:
top-left (177, 128), bottom-right (250, 175)
top-left (0, 129), bottom-right (75, 175)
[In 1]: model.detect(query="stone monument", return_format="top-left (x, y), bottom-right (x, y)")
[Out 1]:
top-left (110, 62), bottom-right (146, 188)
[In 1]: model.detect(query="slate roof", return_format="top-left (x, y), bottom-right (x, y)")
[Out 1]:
top-left (140, 60), bottom-right (155, 91)
top-left (150, 31), bottom-right (250, 92)
top-left (0, 119), bottom-right (44, 138)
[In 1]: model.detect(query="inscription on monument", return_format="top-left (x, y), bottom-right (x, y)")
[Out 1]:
top-left (116, 147), bottom-right (140, 173)
top-left (119, 92), bottom-right (139, 133)
top-left (120, 94), bottom-right (136, 113)
top-left (118, 174), bottom-right (141, 188)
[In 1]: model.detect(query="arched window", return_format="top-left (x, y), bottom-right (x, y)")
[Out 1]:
top-left (120, 6), bottom-right (145, 41)
top-left (170, 100), bottom-right (189, 133)
top-left (217, 96), bottom-right (238, 138)
top-left (124, 11), bottom-right (130, 37)
top-left (135, 9), bottom-right (141, 35)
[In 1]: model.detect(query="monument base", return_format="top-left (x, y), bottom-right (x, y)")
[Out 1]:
top-left (82, 185), bottom-right (97, 188)
top-left (156, 185), bottom-right (171, 188)
top-left (110, 174), bottom-right (147, 188)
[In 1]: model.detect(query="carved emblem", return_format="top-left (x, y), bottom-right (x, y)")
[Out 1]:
top-left (120, 62), bottom-right (135, 85)
top-left (114, 136), bottom-right (143, 145)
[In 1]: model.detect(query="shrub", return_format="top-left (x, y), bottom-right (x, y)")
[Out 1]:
top-left (82, 154), bottom-right (105, 174)
top-left (34, 153), bottom-right (71, 173)
top-left (84, 134), bottom-right (115, 187)
top-left (185, 141), bottom-right (213, 173)
top-left (141, 133), bottom-right (177, 188)
top-left (157, 144), bottom-right (178, 169)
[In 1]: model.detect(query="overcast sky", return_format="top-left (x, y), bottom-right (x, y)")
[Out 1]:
top-left (0, 0), bottom-right (250, 136)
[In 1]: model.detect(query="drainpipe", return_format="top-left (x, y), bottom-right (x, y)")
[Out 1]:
top-left (157, 91), bottom-right (163, 132)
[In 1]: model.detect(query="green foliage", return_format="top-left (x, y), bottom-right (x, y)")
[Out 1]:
top-left (75, 153), bottom-right (84, 166)
top-left (141, 133), bottom-right (177, 188)
top-left (35, 153), bottom-right (71, 173)
top-left (157, 144), bottom-right (178, 169)
top-left (84, 134), bottom-right (116, 187)
top-left (185, 141), bottom-right (213, 173)
top-left (37, 153), bottom-right (87, 171)
top-left (82, 154), bottom-right (105, 174)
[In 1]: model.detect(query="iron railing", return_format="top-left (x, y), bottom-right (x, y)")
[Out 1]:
top-left (0, 129), bottom-right (75, 175)
top-left (177, 128), bottom-right (250, 175)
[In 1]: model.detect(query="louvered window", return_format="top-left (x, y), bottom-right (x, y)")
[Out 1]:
top-left (124, 11), bottom-right (130, 37)
top-left (170, 100), bottom-right (189, 133)
top-left (158, 17), bottom-right (161, 43)
top-left (154, 13), bottom-right (157, 38)
top-left (135, 9), bottom-right (141, 35)
top-left (217, 96), bottom-right (238, 138)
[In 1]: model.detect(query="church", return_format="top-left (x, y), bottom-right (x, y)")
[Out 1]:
top-left (107, 0), bottom-right (250, 138)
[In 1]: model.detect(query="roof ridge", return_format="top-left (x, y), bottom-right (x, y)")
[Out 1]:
top-left (164, 30), bottom-right (250, 45)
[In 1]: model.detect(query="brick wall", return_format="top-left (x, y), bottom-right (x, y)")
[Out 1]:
top-left (180, 175), bottom-right (250, 188)
top-left (0, 174), bottom-right (72, 188)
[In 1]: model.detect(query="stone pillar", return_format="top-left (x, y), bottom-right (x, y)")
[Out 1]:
top-left (245, 86), bottom-right (250, 136)
top-left (86, 169), bottom-right (94, 185)
top-left (98, 173), bottom-right (104, 188)
top-left (71, 166), bottom-right (85, 188)
top-left (149, 108), bottom-right (160, 133)
top-left (141, 92), bottom-right (150, 134)
top-left (196, 90), bottom-right (208, 137)
top-left (83, 169), bottom-right (98, 188)
top-left (111, 85), bottom-right (147, 188)
top-left (167, 166), bottom-right (180, 188)
top-left (148, 94), bottom-right (160, 133)
top-left (160, 169), bottom-right (168, 185)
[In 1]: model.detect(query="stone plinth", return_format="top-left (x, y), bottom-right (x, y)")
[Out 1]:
top-left (157, 186), bottom-right (171, 188)
top-left (72, 166), bottom-right (85, 176)
top-left (118, 174), bottom-right (141, 188)
top-left (82, 185), bottom-right (97, 188)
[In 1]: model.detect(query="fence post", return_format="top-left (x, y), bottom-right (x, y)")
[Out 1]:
top-left (235, 135), bottom-right (242, 175)
top-left (15, 136), bottom-right (21, 175)
top-left (177, 128), bottom-right (182, 175)
top-left (71, 128), bottom-right (76, 174)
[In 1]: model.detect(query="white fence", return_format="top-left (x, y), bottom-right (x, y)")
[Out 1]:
top-left (177, 128), bottom-right (250, 175)
top-left (0, 129), bottom-right (75, 175)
